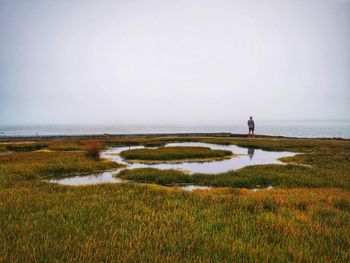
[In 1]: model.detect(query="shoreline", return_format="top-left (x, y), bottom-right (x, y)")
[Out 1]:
top-left (0, 132), bottom-right (349, 142)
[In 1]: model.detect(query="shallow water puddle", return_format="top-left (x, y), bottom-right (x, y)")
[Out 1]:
top-left (48, 170), bottom-right (126, 186)
top-left (251, 185), bottom-right (274, 192)
top-left (178, 185), bottom-right (212, 191)
top-left (103, 142), bottom-right (298, 174)
top-left (49, 142), bottom-right (298, 186)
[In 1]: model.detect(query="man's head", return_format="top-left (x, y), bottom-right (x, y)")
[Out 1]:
top-left (250, 116), bottom-right (253, 120)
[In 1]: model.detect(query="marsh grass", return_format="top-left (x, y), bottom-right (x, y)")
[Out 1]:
top-left (0, 151), bottom-right (120, 182)
top-left (46, 141), bottom-right (85, 151)
top-left (118, 137), bottom-right (350, 190)
top-left (120, 146), bottom-right (232, 161)
top-left (118, 159), bottom-right (350, 189)
top-left (0, 183), bottom-right (349, 262)
top-left (119, 168), bottom-right (193, 185)
top-left (0, 136), bottom-right (349, 261)
top-left (5, 143), bottom-right (47, 152)
top-left (1, 140), bottom-right (85, 152)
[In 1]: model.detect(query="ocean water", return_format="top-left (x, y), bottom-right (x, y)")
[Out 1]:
top-left (0, 121), bottom-right (349, 138)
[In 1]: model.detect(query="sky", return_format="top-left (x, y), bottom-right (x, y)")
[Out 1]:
top-left (0, 0), bottom-right (349, 125)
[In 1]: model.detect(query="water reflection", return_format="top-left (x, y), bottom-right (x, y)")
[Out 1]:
top-left (247, 148), bottom-right (255, 160)
top-left (49, 170), bottom-right (125, 185)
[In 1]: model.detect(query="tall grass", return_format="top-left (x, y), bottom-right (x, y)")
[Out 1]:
top-left (0, 183), bottom-right (349, 262)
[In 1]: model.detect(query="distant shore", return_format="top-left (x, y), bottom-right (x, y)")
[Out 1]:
top-left (0, 133), bottom-right (349, 142)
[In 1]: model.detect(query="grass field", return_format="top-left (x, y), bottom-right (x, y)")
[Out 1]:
top-left (0, 136), bottom-right (349, 262)
top-left (120, 146), bottom-right (232, 162)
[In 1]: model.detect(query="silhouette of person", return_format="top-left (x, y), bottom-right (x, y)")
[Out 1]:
top-left (247, 116), bottom-right (255, 138)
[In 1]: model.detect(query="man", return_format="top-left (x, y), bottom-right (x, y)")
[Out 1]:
top-left (247, 116), bottom-right (255, 138)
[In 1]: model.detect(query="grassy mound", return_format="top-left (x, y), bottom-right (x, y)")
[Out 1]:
top-left (120, 146), bottom-right (232, 162)
top-left (118, 168), bottom-right (191, 185)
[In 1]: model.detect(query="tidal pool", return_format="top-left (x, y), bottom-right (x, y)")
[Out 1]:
top-left (178, 185), bottom-right (212, 191)
top-left (49, 170), bottom-right (126, 186)
top-left (49, 142), bottom-right (298, 186)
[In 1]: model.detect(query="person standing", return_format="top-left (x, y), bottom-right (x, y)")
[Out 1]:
top-left (247, 116), bottom-right (255, 138)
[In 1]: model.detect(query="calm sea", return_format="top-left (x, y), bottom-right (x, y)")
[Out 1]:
top-left (0, 121), bottom-right (349, 139)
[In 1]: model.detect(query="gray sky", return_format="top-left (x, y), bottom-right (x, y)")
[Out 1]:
top-left (0, 0), bottom-right (349, 125)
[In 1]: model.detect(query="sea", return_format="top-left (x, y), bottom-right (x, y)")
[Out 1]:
top-left (0, 121), bottom-right (349, 139)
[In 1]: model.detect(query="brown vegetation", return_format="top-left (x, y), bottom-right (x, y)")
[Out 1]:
top-left (84, 140), bottom-right (101, 160)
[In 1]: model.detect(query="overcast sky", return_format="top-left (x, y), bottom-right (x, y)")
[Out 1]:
top-left (0, 0), bottom-right (349, 125)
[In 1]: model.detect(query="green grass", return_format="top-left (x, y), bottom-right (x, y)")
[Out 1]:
top-left (0, 140), bottom-right (86, 152)
top-left (0, 151), bottom-right (121, 185)
top-left (0, 136), bottom-right (349, 261)
top-left (119, 168), bottom-right (194, 185)
top-left (118, 157), bottom-right (350, 189)
top-left (5, 143), bottom-right (47, 152)
top-left (1, 183), bottom-right (349, 262)
top-left (120, 146), bottom-right (232, 161)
